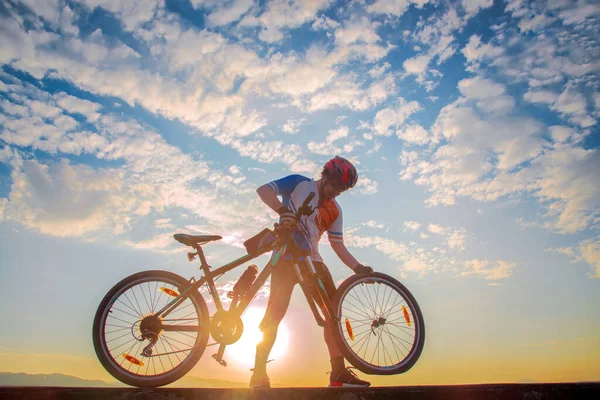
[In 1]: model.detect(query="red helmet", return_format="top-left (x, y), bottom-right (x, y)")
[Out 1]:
top-left (322, 156), bottom-right (358, 190)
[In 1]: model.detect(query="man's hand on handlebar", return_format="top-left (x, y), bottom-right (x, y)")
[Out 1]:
top-left (277, 205), bottom-right (297, 228)
top-left (353, 264), bottom-right (373, 274)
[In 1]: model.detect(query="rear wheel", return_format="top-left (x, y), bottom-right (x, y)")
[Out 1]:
top-left (92, 271), bottom-right (209, 387)
top-left (332, 272), bottom-right (425, 375)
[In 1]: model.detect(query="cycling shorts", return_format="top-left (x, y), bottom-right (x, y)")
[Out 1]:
top-left (275, 259), bottom-right (337, 299)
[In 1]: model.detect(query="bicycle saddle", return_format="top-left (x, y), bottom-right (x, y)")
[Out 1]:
top-left (173, 234), bottom-right (222, 247)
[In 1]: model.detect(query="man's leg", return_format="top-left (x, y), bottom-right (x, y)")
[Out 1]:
top-left (315, 262), bottom-right (370, 388)
top-left (315, 262), bottom-right (345, 368)
top-left (251, 261), bottom-right (296, 387)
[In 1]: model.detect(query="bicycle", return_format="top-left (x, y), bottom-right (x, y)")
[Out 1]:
top-left (92, 193), bottom-right (425, 387)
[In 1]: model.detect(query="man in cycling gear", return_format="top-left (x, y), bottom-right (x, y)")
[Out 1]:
top-left (250, 156), bottom-right (372, 389)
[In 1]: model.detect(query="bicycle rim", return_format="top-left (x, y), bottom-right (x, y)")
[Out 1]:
top-left (96, 274), bottom-right (205, 384)
top-left (335, 275), bottom-right (424, 374)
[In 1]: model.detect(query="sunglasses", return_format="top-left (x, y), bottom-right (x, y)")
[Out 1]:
top-left (329, 180), bottom-right (347, 194)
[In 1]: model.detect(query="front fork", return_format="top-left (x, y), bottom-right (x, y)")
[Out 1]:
top-left (293, 257), bottom-right (336, 327)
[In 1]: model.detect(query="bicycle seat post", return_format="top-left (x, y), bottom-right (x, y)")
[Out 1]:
top-left (194, 245), bottom-right (210, 272)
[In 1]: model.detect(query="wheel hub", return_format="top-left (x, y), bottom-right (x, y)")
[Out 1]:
top-left (210, 311), bottom-right (243, 345)
top-left (139, 315), bottom-right (163, 339)
top-left (371, 316), bottom-right (386, 329)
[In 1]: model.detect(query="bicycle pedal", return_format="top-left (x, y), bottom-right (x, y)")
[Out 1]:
top-left (212, 353), bottom-right (227, 367)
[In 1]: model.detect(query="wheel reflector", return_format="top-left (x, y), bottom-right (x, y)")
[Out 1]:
top-left (160, 287), bottom-right (179, 297)
top-left (402, 305), bottom-right (411, 326)
top-left (345, 318), bottom-right (354, 340)
top-left (122, 353), bottom-right (144, 366)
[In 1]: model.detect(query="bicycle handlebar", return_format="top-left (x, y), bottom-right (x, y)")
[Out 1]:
top-left (272, 192), bottom-right (316, 256)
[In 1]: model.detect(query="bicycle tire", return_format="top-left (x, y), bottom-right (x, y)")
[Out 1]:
top-left (92, 270), bottom-right (210, 387)
top-left (332, 272), bottom-right (425, 375)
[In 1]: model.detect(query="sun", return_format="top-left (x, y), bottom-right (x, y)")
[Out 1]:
top-left (227, 307), bottom-right (289, 365)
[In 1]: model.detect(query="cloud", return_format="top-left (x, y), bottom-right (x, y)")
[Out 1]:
top-left (461, 10), bottom-right (599, 129)
top-left (548, 238), bottom-right (600, 278)
top-left (401, 81), bottom-right (600, 233)
top-left (427, 224), bottom-right (447, 235)
top-left (346, 232), bottom-right (509, 280)
top-left (558, 2), bottom-right (600, 25)
top-left (204, 0), bottom-right (254, 26)
top-left (124, 232), bottom-right (178, 250)
top-left (461, 0), bottom-right (494, 18)
top-left (3, 157), bottom-right (129, 236)
top-left (54, 93), bottom-right (102, 122)
top-left (155, 218), bottom-right (174, 229)
top-left (458, 76), bottom-right (506, 99)
top-left (461, 34), bottom-right (504, 70)
top-left (397, 123), bottom-right (430, 145)
top-left (281, 118), bottom-right (307, 134)
top-left (461, 259), bottom-right (517, 281)
top-left (363, 220), bottom-right (387, 229)
top-left (0, 80), bottom-right (271, 241)
top-left (400, 77), bottom-right (544, 205)
top-left (334, 17), bottom-right (381, 46)
top-left (401, 5), bottom-right (469, 90)
top-left (579, 239), bottom-right (600, 278)
top-left (224, 138), bottom-right (319, 174)
top-left (404, 221), bottom-right (421, 231)
top-left (307, 126), bottom-right (363, 155)
top-left (307, 73), bottom-right (397, 112)
top-left (354, 175), bottom-right (378, 195)
top-left (551, 87), bottom-right (597, 128)
top-left (447, 230), bottom-right (467, 251)
top-left (241, 0), bottom-right (334, 43)
top-left (367, 0), bottom-right (431, 17)
top-left (523, 90), bottom-right (559, 105)
top-left (0, 2), bottom-right (402, 186)
top-left (364, 97), bottom-right (422, 137)
top-left (80, 0), bottom-right (161, 31)
top-left (427, 223), bottom-right (467, 251)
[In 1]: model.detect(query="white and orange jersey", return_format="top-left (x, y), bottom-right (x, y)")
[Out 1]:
top-left (267, 174), bottom-right (343, 262)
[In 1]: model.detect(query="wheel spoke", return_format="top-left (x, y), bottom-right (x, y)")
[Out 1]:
top-left (96, 274), bottom-right (208, 385)
top-left (382, 325), bottom-right (414, 351)
top-left (108, 314), bottom-right (136, 327)
top-left (111, 306), bottom-right (141, 321)
top-left (106, 331), bottom-right (134, 344)
top-left (346, 291), bottom-right (375, 321)
top-left (117, 298), bottom-right (142, 318)
top-left (357, 284), bottom-right (376, 318)
top-left (335, 276), bottom-right (423, 372)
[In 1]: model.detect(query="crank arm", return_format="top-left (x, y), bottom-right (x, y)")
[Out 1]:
top-left (212, 344), bottom-right (227, 366)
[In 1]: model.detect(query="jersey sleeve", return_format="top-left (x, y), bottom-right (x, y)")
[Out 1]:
top-left (327, 204), bottom-right (344, 244)
top-left (267, 175), bottom-right (310, 198)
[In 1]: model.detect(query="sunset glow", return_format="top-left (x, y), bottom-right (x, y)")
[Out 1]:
top-left (227, 308), bottom-right (289, 366)
top-left (1, 0), bottom-right (599, 388)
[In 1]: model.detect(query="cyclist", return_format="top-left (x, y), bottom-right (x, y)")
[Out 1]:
top-left (250, 155), bottom-right (373, 389)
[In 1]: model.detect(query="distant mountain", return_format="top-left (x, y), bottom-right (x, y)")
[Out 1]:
top-left (518, 379), bottom-right (539, 384)
top-left (0, 372), bottom-right (116, 387)
top-left (0, 372), bottom-right (246, 388)
top-left (170, 375), bottom-right (247, 388)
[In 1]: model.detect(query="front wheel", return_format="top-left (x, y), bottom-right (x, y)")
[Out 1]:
top-left (332, 272), bottom-right (425, 375)
top-left (92, 271), bottom-right (210, 387)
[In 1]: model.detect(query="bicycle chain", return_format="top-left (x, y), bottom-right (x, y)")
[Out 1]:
top-left (146, 342), bottom-right (218, 357)
top-left (143, 318), bottom-right (212, 357)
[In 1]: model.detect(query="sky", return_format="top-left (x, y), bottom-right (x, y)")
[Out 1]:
top-left (0, 0), bottom-right (599, 388)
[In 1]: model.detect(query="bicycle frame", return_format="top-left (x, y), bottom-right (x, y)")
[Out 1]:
top-left (154, 228), bottom-right (335, 335)
top-left (154, 241), bottom-right (279, 326)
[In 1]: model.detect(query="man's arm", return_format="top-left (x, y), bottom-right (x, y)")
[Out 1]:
top-left (330, 240), bottom-right (361, 271)
top-left (257, 184), bottom-right (285, 212)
